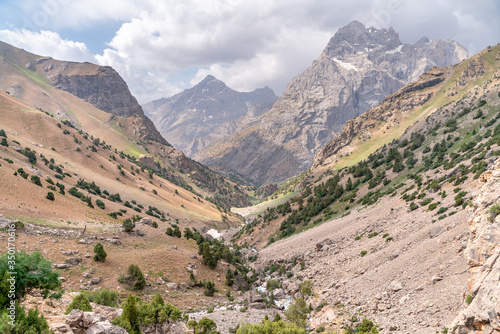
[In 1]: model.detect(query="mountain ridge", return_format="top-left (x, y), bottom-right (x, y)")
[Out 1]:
top-left (143, 74), bottom-right (278, 157)
top-left (194, 21), bottom-right (472, 185)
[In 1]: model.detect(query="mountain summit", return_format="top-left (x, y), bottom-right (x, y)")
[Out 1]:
top-left (194, 21), bottom-right (472, 185)
top-left (144, 75), bottom-right (278, 157)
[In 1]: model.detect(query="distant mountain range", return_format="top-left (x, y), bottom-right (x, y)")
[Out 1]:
top-left (143, 76), bottom-right (277, 157)
top-left (156, 20), bottom-right (471, 186)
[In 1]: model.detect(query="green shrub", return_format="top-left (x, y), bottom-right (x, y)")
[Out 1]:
top-left (85, 288), bottom-right (119, 307)
top-left (122, 218), bottom-right (135, 232)
top-left (266, 279), bottom-right (282, 291)
top-left (0, 138), bottom-right (8, 147)
top-left (0, 303), bottom-right (51, 334)
top-left (49, 292), bottom-right (63, 299)
top-left (119, 264), bottom-right (145, 290)
top-left (0, 251), bottom-right (60, 308)
top-left (490, 204), bottom-right (500, 217)
top-left (30, 175), bottom-right (42, 186)
top-left (284, 297), bottom-right (308, 328)
top-left (225, 268), bottom-right (234, 286)
top-left (357, 318), bottom-right (379, 333)
top-left (46, 192), bottom-right (55, 201)
top-left (428, 202), bottom-right (438, 211)
top-left (65, 293), bottom-right (92, 314)
top-left (236, 318), bottom-right (305, 334)
top-left (188, 317), bottom-right (219, 334)
top-left (300, 280), bottom-right (313, 296)
top-left (0, 129), bottom-right (6, 137)
top-left (409, 202), bottom-right (418, 211)
top-left (204, 281), bottom-right (216, 296)
top-left (465, 293), bottom-right (474, 305)
top-left (420, 198), bottom-right (432, 206)
top-left (95, 199), bottom-right (105, 210)
top-left (360, 250), bottom-right (367, 257)
top-left (437, 207), bottom-right (448, 215)
top-left (93, 242), bottom-right (107, 262)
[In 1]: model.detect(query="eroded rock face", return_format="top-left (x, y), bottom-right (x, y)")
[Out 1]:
top-left (195, 21), bottom-right (471, 185)
top-left (43, 61), bottom-right (168, 145)
top-left (144, 75), bottom-right (278, 157)
top-left (451, 158), bottom-right (500, 333)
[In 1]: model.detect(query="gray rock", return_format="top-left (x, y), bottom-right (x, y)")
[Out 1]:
top-left (245, 290), bottom-right (264, 303)
top-left (249, 302), bottom-right (267, 309)
top-left (90, 277), bottom-right (101, 285)
top-left (66, 309), bottom-right (83, 327)
top-left (166, 283), bottom-right (180, 290)
top-left (86, 321), bottom-right (128, 334)
top-left (429, 226), bottom-right (444, 238)
top-left (273, 288), bottom-right (286, 300)
top-left (51, 323), bottom-right (74, 334)
top-left (389, 281), bottom-right (403, 292)
top-left (65, 257), bottom-right (82, 266)
top-left (54, 263), bottom-right (71, 269)
top-left (140, 217), bottom-right (152, 226)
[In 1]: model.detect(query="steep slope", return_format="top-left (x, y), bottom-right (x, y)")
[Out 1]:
top-left (451, 158), bottom-right (500, 333)
top-left (0, 40), bottom-right (250, 209)
top-left (195, 21), bottom-right (471, 185)
top-left (235, 43), bottom-right (500, 248)
top-left (230, 44), bottom-right (500, 333)
top-left (144, 75), bottom-right (277, 157)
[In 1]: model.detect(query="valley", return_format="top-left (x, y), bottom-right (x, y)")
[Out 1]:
top-left (0, 21), bottom-right (499, 334)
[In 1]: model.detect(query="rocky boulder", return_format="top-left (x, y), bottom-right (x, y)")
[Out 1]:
top-left (451, 158), bottom-right (500, 333)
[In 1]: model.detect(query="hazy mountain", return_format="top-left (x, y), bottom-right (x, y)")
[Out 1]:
top-left (0, 40), bottom-right (250, 209)
top-left (143, 75), bottom-right (277, 157)
top-left (194, 21), bottom-right (472, 185)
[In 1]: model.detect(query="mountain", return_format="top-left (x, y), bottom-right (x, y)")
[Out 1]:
top-left (232, 43), bottom-right (500, 333)
top-left (143, 75), bottom-right (277, 157)
top-left (194, 20), bottom-right (471, 185)
top-left (0, 40), bottom-right (251, 215)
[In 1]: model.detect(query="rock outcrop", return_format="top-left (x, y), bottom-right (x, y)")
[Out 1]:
top-left (312, 67), bottom-right (447, 167)
top-left (58, 309), bottom-right (127, 334)
top-left (451, 158), bottom-right (500, 333)
top-left (195, 21), bottom-right (471, 185)
top-left (43, 61), bottom-right (168, 145)
top-left (144, 75), bottom-right (277, 157)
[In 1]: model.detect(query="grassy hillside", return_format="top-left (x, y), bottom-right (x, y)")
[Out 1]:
top-left (235, 45), bottom-right (500, 248)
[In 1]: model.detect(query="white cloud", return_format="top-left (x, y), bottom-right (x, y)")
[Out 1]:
top-left (1, 0), bottom-right (499, 104)
top-left (18, 0), bottom-right (142, 30)
top-left (0, 29), bottom-right (96, 63)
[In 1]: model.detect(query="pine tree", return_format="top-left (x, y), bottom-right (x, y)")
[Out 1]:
top-left (346, 177), bottom-right (353, 192)
top-left (93, 242), bottom-right (107, 262)
top-left (225, 268), bottom-right (234, 286)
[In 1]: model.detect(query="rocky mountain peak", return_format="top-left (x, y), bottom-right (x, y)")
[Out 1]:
top-left (144, 77), bottom-right (277, 157)
top-left (415, 36), bottom-right (431, 45)
top-left (326, 21), bottom-right (401, 55)
top-left (194, 21), bottom-right (472, 185)
top-left (196, 74), bottom-right (227, 93)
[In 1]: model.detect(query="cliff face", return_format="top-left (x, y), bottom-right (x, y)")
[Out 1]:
top-left (144, 75), bottom-right (277, 157)
top-left (38, 59), bottom-right (168, 145)
top-left (451, 158), bottom-right (500, 333)
top-left (195, 21), bottom-right (471, 185)
top-left (312, 67), bottom-right (447, 168)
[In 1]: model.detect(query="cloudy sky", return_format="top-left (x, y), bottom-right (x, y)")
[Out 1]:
top-left (0, 0), bottom-right (499, 103)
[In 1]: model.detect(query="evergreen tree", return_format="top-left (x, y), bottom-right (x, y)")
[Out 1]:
top-left (225, 268), bottom-right (234, 286)
top-left (93, 242), bottom-right (107, 262)
top-left (346, 177), bottom-right (353, 192)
